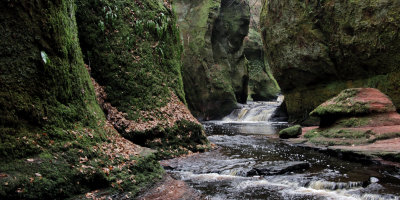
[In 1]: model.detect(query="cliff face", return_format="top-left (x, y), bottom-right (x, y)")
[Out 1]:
top-left (260, 0), bottom-right (400, 123)
top-left (0, 0), bottom-right (162, 198)
top-left (245, 0), bottom-right (279, 101)
top-left (173, 0), bottom-right (250, 120)
top-left (76, 0), bottom-right (209, 158)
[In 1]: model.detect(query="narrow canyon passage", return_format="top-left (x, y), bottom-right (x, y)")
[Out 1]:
top-left (162, 99), bottom-right (400, 200)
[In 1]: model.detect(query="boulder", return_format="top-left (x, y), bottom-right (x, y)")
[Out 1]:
top-left (304, 88), bottom-right (400, 148)
top-left (279, 125), bottom-right (302, 139)
top-left (260, 0), bottom-right (400, 123)
top-left (173, 0), bottom-right (250, 120)
top-left (310, 88), bottom-right (396, 126)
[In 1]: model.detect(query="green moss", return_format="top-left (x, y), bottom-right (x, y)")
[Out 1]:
top-left (0, 1), bottom-right (164, 198)
top-left (76, 0), bottom-right (185, 121)
top-left (304, 128), bottom-right (374, 146)
top-left (260, 0), bottom-right (400, 123)
top-left (283, 72), bottom-right (400, 123)
top-left (368, 132), bottom-right (400, 143)
top-left (335, 117), bottom-right (370, 128)
top-left (279, 125), bottom-right (302, 139)
top-left (122, 120), bottom-right (210, 159)
top-left (173, 0), bottom-right (251, 119)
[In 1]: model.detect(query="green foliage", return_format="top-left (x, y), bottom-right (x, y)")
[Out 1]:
top-left (76, 0), bottom-right (185, 121)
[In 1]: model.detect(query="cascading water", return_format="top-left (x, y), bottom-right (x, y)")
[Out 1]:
top-left (162, 98), bottom-right (400, 200)
top-left (222, 96), bottom-right (284, 122)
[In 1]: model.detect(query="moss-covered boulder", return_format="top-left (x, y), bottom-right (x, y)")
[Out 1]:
top-left (0, 0), bottom-right (162, 198)
top-left (311, 88), bottom-right (398, 127)
top-left (173, 0), bottom-right (250, 120)
top-left (76, 0), bottom-right (209, 158)
top-left (245, 0), bottom-right (279, 101)
top-left (260, 0), bottom-right (400, 123)
top-left (311, 88), bottom-right (396, 117)
top-left (279, 125), bottom-right (302, 139)
top-left (304, 88), bottom-right (400, 148)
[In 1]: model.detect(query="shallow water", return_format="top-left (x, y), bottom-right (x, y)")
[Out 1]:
top-left (163, 101), bottom-right (400, 200)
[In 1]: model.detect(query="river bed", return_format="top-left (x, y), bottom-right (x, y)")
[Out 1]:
top-left (162, 100), bottom-right (400, 200)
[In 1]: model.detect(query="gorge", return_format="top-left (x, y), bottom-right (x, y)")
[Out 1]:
top-left (1, 0), bottom-right (400, 199)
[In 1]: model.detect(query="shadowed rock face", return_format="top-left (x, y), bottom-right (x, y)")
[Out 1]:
top-left (173, 0), bottom-right (250, 120)
top-left (260, 0), bottom-right (400, 123)
top-left (245, 0), bottom-right (280, 101)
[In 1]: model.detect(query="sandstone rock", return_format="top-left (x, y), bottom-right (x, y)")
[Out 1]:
top-left (303, 88), bottom-right (400, 149)
top-left (260, 0), bottom-right (400, 123)
top-left (311, 88), bottom-right (397, 126)
top-left (173, 0), bottom-right (250, 120)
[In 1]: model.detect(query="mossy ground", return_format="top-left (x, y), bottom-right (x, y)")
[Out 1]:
top-left (304, 128), bottom-right (400, 146)
top-left (0, 124), bottom-right (164, 199)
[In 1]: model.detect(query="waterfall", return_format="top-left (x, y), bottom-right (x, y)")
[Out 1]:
top-left (222, 95), bottom-right (284, 122)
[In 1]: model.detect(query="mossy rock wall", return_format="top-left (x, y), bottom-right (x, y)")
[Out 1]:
top-left (260, 0), bottom-right (400, 123)
top-left (0, 0), bottom-right (163, 198)
top-left (76, 0), bottom-right (209, 156)
top-left (173, 0), bottom-right (251, 120)
top-left (245, 1), bottom-right (280, 101)
top-left (76, 0), bottom-right (185, 120)
top-left (0, 0), bottom-right (101, 161)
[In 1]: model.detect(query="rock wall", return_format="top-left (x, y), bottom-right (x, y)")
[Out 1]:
top-left (0, 0), bottom-right (162, 198)
top-left (173, 0), bottom-right (250, 120)
top-left (76, 0), bottom-right (209, 158)
top-left (260, 0), bottom-right (400, 123)
top-left (245, 0), bottom-right (280, 101)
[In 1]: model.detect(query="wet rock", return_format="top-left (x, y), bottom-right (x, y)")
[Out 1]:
top-left (260, 0), bottom-right (400, 123)
top-left (247, 161), bottom-right (310, 176)
top-left (279, 125), bottom-right (302, 139)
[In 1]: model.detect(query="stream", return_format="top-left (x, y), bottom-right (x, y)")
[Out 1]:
top-left (162, 98), bottom-right (400, 200)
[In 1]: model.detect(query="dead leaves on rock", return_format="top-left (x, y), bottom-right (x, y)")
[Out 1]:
top-left (91, 77), bottom-right (199, 134)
